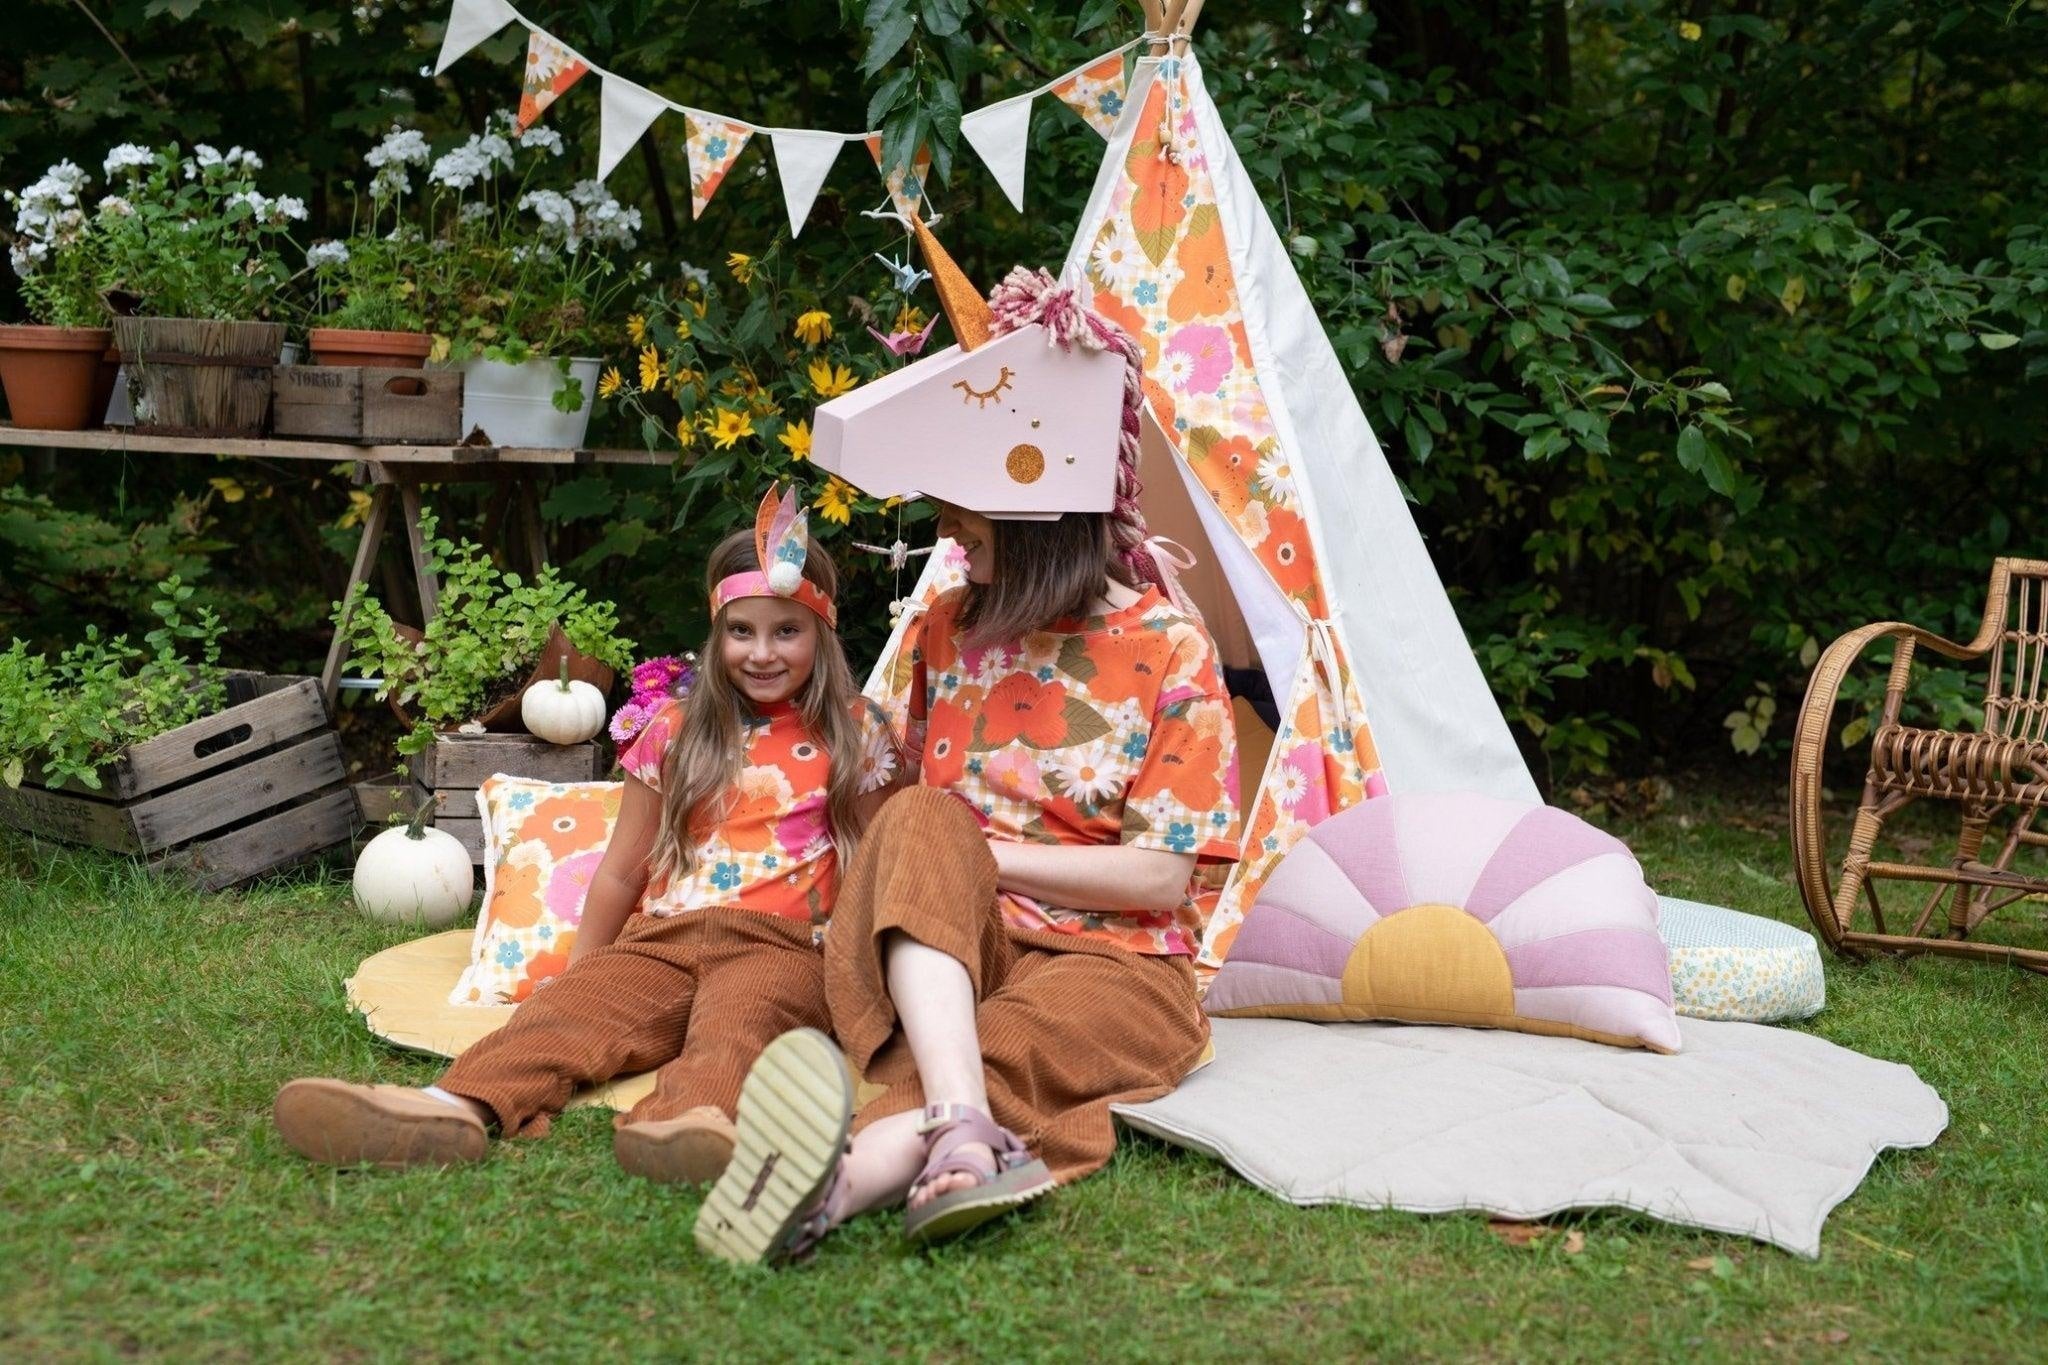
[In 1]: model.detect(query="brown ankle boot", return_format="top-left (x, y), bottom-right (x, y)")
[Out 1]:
top-left (613, 1105), bottom-right (738, 1184)
top-left (273, 1079), bottom-right (489, 1169)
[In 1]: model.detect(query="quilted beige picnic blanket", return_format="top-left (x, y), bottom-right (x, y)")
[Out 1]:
top-left (1113, 1016), bottom-right (1946, 1257)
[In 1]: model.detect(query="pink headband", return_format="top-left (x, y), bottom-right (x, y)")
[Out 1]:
top-left (711, 485), bottom-right (838, 628)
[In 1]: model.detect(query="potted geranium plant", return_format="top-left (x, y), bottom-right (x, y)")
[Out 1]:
top-left (96, 143), bottom-right (303, 437)
top-left (302, 128), bottom-right (434, 369)
top-left (402, 116), bottom-right (646, 447)
top-left (331, 509), bottom-right (635, 755)
top-left (0, 157), bottom-right (115, 430)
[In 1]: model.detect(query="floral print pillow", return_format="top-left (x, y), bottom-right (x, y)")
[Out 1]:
top-left (449, 777), bottom-right (622, 1007)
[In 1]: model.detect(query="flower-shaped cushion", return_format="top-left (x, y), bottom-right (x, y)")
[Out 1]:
top-left (1204, 791), bottom-right (1680, 1052)
top-left (450, 777), bottom-right (621, 1007)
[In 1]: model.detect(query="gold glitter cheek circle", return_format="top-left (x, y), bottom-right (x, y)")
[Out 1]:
top-left (1005, 443), bottom-right (1045, 484)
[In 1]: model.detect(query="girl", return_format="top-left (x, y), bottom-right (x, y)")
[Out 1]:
top-left (274, 488), bottom-right (905, 1181)
top-left (692, 252), bottom-right (1241, 1262)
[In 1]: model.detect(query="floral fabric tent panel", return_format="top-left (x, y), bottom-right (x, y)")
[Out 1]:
top-left (864, 52), bottom-right (1536, 965)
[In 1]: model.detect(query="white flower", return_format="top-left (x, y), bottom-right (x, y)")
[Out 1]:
top-left (102, 144), bottom-right (153, 177)
top-left (567, 178), bottom-right (609, 209)
top-left (306, 240), bottom-right (350, 269)
top-left (1256, 450), bottom-right (1295, 502)
top-left (428, 145), bottom-right (488, 190)
top-left (183, 144), bottom-right (224, 179)
top-left (365, 128), bottom-right (429, 169)
top-left (227, 189), bottom-right (272, 217)
top-left (1271, 759), bottom-right (1308, 809)
top-left (270, 195), bottom-right (308, 222)
top-left (518, 127), bottom-right (563, 156)
top-left (458, 200), bottom-right (490, 223)
top-left (519, 188), bottom-right (576, 239)
top-left (677, 262), bottom-right (709, 289)
top-left (224, 146), bottom-right (263, 171)
top-left (474, 132), bottom-right (514, 169)
top-left (368, 164), bottom-right (411, 201)
top-left (95, 194), bottom-right (135, 218)
top-left (1053, 741), bottom-right (1126, 804)
top-left (1089, 221), bottom-right (1144, 291)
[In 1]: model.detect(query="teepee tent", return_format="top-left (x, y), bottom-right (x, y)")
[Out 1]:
top-left (862, 39), bottom-right (1537, 964)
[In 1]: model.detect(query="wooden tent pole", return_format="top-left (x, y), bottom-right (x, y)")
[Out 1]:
top-left (1142, 0), bottom-right (1168, 55)
top-left (1176, 0), bottom-right (1207, 41)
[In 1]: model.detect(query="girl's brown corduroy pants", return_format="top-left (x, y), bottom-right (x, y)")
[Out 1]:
top-left (437, 906), bottom-right (827, 1138)
top-left (825, 785), bottom-right (1209, 1182)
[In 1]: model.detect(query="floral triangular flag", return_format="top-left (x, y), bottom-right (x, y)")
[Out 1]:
top-left (864, 135), bottom-right (933, 219)
top-left (1051, 52), bottom-right (1128, 138)
top-left (434, 0), bottom-right (519, 76)
top-left (769, 131), bottom-right (846, 237)
top-left (516, 30), bottom-right (590, 131)
top-left (597, 73), bottom-right (668, 181)
top-left (959, 96), bottom-right (1033, 213)
top-left (682, 112), bottom-right (754, 219)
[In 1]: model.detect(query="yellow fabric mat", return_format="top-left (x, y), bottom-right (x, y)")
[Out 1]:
top-left (344, 930), bottom-right (655, 1113)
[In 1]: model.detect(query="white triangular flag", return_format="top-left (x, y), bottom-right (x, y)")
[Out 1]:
top-left (960, 95), bottom-right (1034, 213)
top-left (769, 130), bottom-right (846, 237)
top-left (434, 0), bottom-right (520, 76)
top-left (597, 73), bottom-right (669, 181)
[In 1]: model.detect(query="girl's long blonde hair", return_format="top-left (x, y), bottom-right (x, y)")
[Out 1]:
top-left (645, 529), bottom-right (868, 893)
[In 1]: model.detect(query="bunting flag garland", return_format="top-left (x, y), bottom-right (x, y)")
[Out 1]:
top-left (769, 131), bottom-right (845, 237)
top-left (683, 112), bottom-right (754, 218)
top-left (597, 74), bottom-right (667, 180)
top-left (431, 0), bottom-right (1143, 231)
top-left (958, 94), bottom-right (1034, 213)
top-left (864, 136), bottom-right (932, 220)
top-left (516, 30), bottom-right (590, 130)
top-left (1051, 52), bottom-right (1130, 138)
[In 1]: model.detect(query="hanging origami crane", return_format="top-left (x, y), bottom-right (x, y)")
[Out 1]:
top-left (865, 314), bottom-right (940, 358)
top-left (871, 251), bottom-right (933, 295)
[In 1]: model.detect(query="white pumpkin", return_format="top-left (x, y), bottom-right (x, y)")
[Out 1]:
top-left (521, 657), bottom-right (607, 745)
top-left (353, 816), bottom-right (475, 927)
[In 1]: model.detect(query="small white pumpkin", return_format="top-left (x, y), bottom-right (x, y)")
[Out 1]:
top-left (521, 657), bottom-right (607, 745)
top-left (353, 804), bottom-right (475, 927)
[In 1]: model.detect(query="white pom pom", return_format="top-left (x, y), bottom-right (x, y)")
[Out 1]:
top-left (767, 561), bottom-right (803, 595)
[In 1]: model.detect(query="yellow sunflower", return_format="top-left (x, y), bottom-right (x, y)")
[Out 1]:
top-left (813, 476), bottom-right (856, 525)
top-left (778, 418), bottom-right (812, 462)
top-left (892, 304), bottom-right (927, 334)
top-left (673, 416), bottom-right (696, 449)
top-left (597, 367), bottom-right (624, 399)
top-left (708, 407), bottom-right (755, 450)
top-left (637, 344), bottom-right (664, 391)
top-left (726, 251), bottom-right (754, 285)
top-left (625, 313), bottom-right (648, 345)
top-left (793, 310), bottom-right (833, 346)
top-left (807, 357), bottom-right (858, 399)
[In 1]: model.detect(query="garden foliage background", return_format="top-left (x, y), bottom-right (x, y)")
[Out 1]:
top-left (3, 0), bottom-right (2044, 788)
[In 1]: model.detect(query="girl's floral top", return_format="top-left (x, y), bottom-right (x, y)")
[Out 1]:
top-left (620, 695), bottom-right (903, 925)
top-left (904, 586), bottom-right (1242, 956)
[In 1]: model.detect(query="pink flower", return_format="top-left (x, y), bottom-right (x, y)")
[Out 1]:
top-left (1165, 323), bottom-right (1231, 395)
top-left (772, 804), bottom-right (827, 857)
top-left (545, 850), bottom-right (606, 926)
top-left (1281, 743), bottom-right (1331, 825)
top-left (629, 654), bottom-right (695, 708)
top-left (609, 699), bottom-right (653, 744)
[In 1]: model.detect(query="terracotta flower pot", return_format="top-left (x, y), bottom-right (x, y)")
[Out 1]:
top-left (0, 325), bottom-right (115, 430)
top-left (386, 622), bottom-right (616, 734)
top-left (308, 328), bottom-right (433, 369)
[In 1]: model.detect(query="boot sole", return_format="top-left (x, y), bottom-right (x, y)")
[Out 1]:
top-left (614, 1122), bottom-right (735, 1185)
top-left (273, 1079), bottom-right (487, 1169)
top-left (693, 1029), bottom-right (853, 1265)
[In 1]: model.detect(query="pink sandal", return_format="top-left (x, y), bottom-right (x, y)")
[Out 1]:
top-left (901, 1102), bottom-right (1055, 1243)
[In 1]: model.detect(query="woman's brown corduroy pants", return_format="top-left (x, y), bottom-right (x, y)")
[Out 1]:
top-left (826, 786), bottom-right (1209, 1183)
top-left (437, 907), bottom-right (827, 1138)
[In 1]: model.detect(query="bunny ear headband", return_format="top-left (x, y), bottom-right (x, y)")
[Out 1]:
top-left (710, 484), bottom-right (838, 628)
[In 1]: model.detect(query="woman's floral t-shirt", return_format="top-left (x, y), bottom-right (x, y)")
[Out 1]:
top-left (620, 695), bottom-right (903, 925)
top-left (904, 586), bottom-right (1241, 955)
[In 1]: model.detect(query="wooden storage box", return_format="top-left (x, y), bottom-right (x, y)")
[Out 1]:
top-left (271, 366), bottom-right (462, 444)
top-left (0, 672), bottom-right (359, 890)
top-left (409, 733), bottom-right (608, 864)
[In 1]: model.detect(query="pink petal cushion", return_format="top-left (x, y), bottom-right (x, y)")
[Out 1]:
top-left (1204, 791), bottom-right (1680, 1053)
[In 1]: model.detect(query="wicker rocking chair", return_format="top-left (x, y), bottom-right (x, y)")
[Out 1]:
top-left (1791, 557), bottom-right (2048, 974)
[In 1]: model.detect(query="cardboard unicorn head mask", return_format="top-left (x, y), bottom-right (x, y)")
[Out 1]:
top-left (810, 217), bottom-right (1131, 519)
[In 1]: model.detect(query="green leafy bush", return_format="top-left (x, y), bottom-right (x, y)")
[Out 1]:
top-left (331, 511), bottom-right (636, 755)
top-left (0, 576), bottom-right (225, 789)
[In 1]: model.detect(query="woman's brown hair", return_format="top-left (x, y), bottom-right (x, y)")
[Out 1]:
top-left (958, 510), bottom-right (1136, 646)
top-left (644, 528), bottom-right (868, 892)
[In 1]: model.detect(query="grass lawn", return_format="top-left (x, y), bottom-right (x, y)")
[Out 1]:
top-left (3, 779), bottom-right (2044, 1362)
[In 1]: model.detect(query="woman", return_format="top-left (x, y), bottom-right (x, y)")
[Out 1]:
top-left (693, 244), bottom-right (1242, 1262)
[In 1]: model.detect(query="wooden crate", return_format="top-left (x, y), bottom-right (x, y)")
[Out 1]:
top-left (410, 733), bottom-right (608, 864)
top-left (0, 672), bottom-right (359, 890)
top-left (271, 367), bottom-right (462, 444)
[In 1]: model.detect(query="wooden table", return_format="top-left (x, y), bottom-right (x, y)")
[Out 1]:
top-left (0, 425), bottom-right (673, 705)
